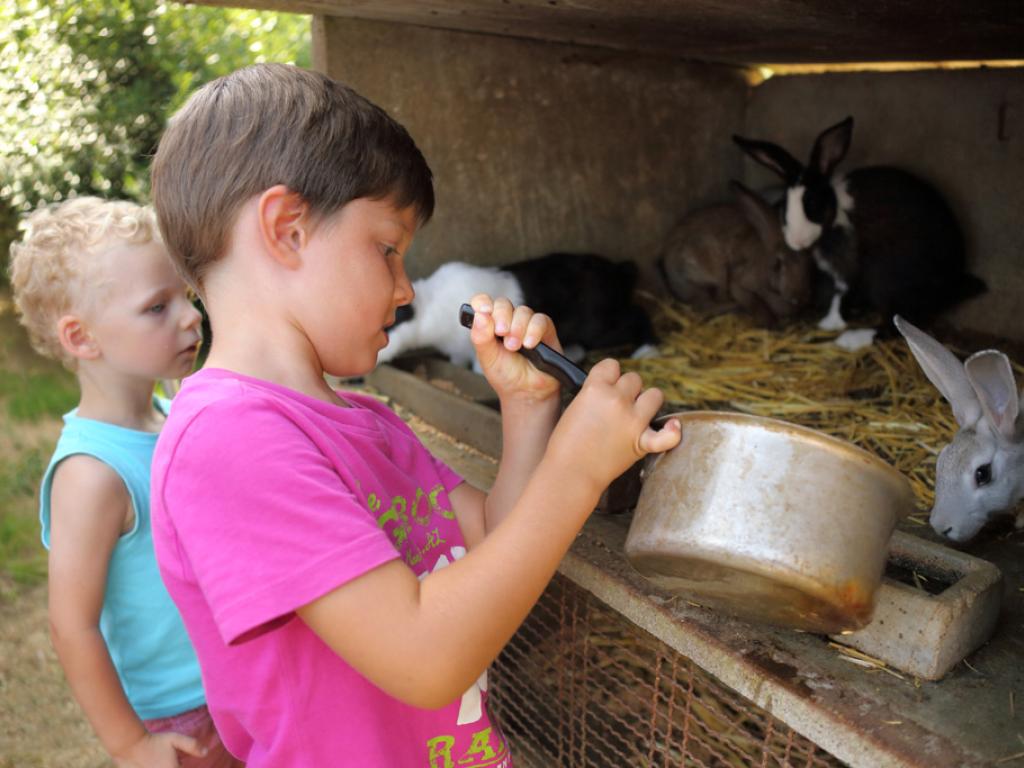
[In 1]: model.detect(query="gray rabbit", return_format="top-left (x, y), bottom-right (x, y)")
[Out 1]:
top-left (895, 315), bottom-right (1024, 543)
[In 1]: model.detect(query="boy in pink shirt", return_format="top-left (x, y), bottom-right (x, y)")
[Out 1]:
top-left (149, 63), bottom-right (680, 767)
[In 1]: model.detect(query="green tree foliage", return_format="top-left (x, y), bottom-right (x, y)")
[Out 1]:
top-left (0, 0), bottom-right (310, 275)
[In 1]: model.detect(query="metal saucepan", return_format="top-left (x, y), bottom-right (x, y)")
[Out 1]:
top-left (458, 305), bottom-right (915, 633)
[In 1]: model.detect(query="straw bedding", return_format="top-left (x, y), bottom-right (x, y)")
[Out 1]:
top-left (615, 297), bottom-right (1024, 523)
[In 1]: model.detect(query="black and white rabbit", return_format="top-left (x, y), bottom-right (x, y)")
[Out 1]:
top-left (734, 116), bottom-right (986, 350)
top-left (380, 252), bottom-right (659, 371)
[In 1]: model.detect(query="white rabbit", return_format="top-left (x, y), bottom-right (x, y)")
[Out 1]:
top-left (895, 315), bottom-right (1024, 543)
top-left (380, 254), bottom-right (659, 372)
top-left (380, 262), bottom-right (523, 370)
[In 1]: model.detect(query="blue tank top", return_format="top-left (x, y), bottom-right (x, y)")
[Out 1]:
top-left (40, 399), bottom-right (206, 720)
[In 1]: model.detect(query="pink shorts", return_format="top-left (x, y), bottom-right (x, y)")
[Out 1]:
top-left (144, 704), bottom-right (244, 768)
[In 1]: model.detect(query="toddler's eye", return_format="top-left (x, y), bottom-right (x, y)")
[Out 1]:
top-left (381, 244), bottom-right (398, 258)
top-left (147, 303), bottom-right (166, 314)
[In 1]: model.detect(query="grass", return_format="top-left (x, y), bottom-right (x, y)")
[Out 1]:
top-left (0, 442), bottom-right (51, 590)
top-left (0, 294), bottom-right (76, 600)
top-left (0, 369), bottom-right (78, 422)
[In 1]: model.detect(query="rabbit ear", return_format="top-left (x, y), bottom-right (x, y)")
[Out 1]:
top-left (894, 315), bottom-right (982, 428)
top-left (965, 351), bottom-right (1020, 440)
top-left (730, 180), bottom-right (781, 248)
top-left (809, 117), bottom-right (853, 178)
top-left (732, 136), bottom-right (803, 184)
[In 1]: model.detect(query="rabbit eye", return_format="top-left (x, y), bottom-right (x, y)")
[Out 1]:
top-left (974, 463), bottom-right (992, 487)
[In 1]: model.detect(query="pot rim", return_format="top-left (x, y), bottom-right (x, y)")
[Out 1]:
top-left (653, 409), bottom-right (914, 503)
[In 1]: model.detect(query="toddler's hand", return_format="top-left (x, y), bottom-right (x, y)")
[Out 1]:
top-left (114, 730), bottom-right (208, 768)
top-left (468, 294), bottom-right (563, 404)
top-left (547, 358), bottom-right (681, 492)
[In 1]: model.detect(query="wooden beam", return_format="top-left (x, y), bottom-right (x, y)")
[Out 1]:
top-left (189, 0), bottom-right (1023, 65)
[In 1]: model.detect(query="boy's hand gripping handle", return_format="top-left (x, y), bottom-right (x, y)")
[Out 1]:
top-left (458, 303), bottom-right (588, 392)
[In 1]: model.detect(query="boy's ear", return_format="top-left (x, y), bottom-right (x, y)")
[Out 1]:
top-left (257, 185), bottom-right (309, 270)
top-left (56, 315), bottom-right (100, 362)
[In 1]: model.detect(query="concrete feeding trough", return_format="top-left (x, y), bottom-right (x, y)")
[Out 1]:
top-left (830, 530), bottom-right (1003, 680)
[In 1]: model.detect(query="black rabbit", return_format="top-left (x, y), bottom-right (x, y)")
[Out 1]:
top-left (734, 116), bottom-right (986, 347)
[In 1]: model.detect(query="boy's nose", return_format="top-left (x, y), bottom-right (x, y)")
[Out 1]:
top-left (394, 266), bottom-right (414, 307)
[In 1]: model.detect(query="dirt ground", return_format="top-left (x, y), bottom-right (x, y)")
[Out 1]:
top-left (0, 424), bottom-right (107, 767)
top-left (0, 293), bottom-right (108, 766)
top-left (0, 582), bottom-right (107, 767)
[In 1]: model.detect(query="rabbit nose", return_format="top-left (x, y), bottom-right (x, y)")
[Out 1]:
top-left (941, 526), bottom-right (954, 536)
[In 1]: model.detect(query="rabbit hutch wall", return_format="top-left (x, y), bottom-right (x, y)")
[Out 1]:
top-left (200, 2), bottom-right (1022, 766)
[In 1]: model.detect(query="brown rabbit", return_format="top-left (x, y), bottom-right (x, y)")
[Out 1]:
top-left (658, 181), bottom-right (813, 327)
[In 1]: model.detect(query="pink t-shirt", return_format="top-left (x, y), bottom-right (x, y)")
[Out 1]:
top-left (151, 368), bottom-right (511, 767)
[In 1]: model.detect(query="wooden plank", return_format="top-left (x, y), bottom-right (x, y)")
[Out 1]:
top-left (195, 0), bottom-right (1024, 64)
top-left (366, 363), bottom-right (503, 458)
top-left (388, 355), bottom-right (499, 406)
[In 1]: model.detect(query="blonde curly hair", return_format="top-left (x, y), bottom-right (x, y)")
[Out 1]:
top-left (8, 196), bottom-right (162, 368)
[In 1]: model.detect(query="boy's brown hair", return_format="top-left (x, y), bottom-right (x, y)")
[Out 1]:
top-left (151, 63), bottom-right (434, 290)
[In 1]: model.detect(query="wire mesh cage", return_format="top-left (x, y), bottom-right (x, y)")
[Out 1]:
top-left (491, 574), bottom-right (847, 768)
